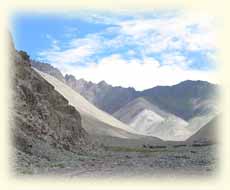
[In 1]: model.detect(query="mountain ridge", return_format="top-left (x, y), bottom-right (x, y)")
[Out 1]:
top-left (32, 61), bottom-right (219, 121)
top-left (32, 61), bottom-right (218, 92)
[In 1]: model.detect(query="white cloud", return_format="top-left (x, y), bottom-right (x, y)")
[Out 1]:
top-left (38, 33), bottom-right (102, 65)
top-left (142, 57), bottom-right (160, 67)
top-left (50, 40), bottom-right (60, 51)
top-left (61, 54), bottom-right (218, 91)
top-left (39, 45), bottom-right (94, 65)
top-left (45, 34), bottom-right (52, 39)
top-left (117, 12), bottom-right (216, 54)
top-left (161, 52), bottom-right (191, 68)
top-left (38, 11), bottom-right (217, 90)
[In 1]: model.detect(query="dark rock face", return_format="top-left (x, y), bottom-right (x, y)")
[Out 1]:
top-left (138, 81), bottom-right (219, 120)
top-left (11, 50), bottom-right (91, 168)
top-left (64, 74), bottom-right (93, 96)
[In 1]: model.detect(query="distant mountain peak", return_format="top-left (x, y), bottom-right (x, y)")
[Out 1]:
top-left (97, 80), bottom-right (108, 86)
top-left (65, 74), bottom-right (76, 80)
top-left (177, 80), bottom-right (213, 86)
top-left (65, 74), bottom-right (74, 78)
top-left (78, 78), bottom-right (87, 82)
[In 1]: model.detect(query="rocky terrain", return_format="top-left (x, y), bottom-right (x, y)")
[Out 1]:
top-left (23, 141), bottom-right (217, 178)
top-left (32, 62), bottom-right (219, 142)
top-left (11, 40), bottom-right (219, 177)
top-left (10, 41), bottom-right (94, 174)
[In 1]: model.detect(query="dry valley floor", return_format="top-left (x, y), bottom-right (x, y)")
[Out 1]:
top-left (14, 142), bottom-right (217, 178)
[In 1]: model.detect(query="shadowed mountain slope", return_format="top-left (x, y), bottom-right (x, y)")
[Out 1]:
top-left (138, 80), bottom-right (219, 120)
top-left (187, 113), bottom-right (217, 134)
top-left (186, 117), bottom-right (218, 144)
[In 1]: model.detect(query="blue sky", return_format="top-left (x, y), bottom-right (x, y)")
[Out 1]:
top-left (11, 10), bottom-right (218, 90)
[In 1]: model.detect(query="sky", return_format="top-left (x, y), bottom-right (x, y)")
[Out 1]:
top-left (11, 10), bottom-right (218, 90)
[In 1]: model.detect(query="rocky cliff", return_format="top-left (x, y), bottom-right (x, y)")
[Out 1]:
top-left (10, 43), bottom-right (91, 174)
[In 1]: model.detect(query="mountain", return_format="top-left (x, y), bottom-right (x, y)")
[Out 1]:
top-left (32, 62), bottom-right (219, 141)
top-left (186, 117), bottom-right (218, 144)
top-left (138, 80), bottom-right (219, 120)
top-left (64, 75), bottom-right (219, 121)
top-left (113, 97), bottom-right (191, 141)
top-left (64, 74), bottom-right (137, 114)
top-left (32, 62), bottom-right (219, 122)
top-left (11, 48), bottom-right (91, 172)
top-left (31, 62), bottom-right (137, 114)
top-left (35, 69), bottom-right (148, 139)
top-left (113, 97), bottom-right (170, 123)
top-left (129, 110), bottom-right (190, 141)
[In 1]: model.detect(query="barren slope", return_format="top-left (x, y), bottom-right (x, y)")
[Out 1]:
top-left (186, 117), bottom-right (218, 144)
top-left (187, 113), bottom-right (217, 135)
top-left (113, 97), bottom-right (191, 141)
top-left (34, 69), bottom-right (145, 138)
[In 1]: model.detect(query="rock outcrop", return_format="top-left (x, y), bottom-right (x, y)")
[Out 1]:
top-left (10, 43), bottom-right (91, 173)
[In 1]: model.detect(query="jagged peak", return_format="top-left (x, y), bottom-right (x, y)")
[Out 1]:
top-left (65, 74), bottom-right (76, 80)
top-left (97, 80), bottom-right (108, 86)
top-left (78, 78), bottom-right (87, 82)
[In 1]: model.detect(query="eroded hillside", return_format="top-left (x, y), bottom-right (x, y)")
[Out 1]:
top-left (10, 42), bottom-right (92, 174)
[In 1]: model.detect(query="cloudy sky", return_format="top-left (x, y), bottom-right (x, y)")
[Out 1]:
top-left (11, 10), bottom-right (218, 90)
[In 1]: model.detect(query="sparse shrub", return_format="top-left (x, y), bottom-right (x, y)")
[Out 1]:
top-left (18, 50), bottom-right (30, 61)
top-left (148, 145), bottom-right (166, 149)
top-left (192, 143), bottom-right (212, 147)
top-left (20, 167), bottom-right (33, 175)
top-left (51, 162), bottom-right (65, 168)
top-left (173, 144), bottom-right (187, 148)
